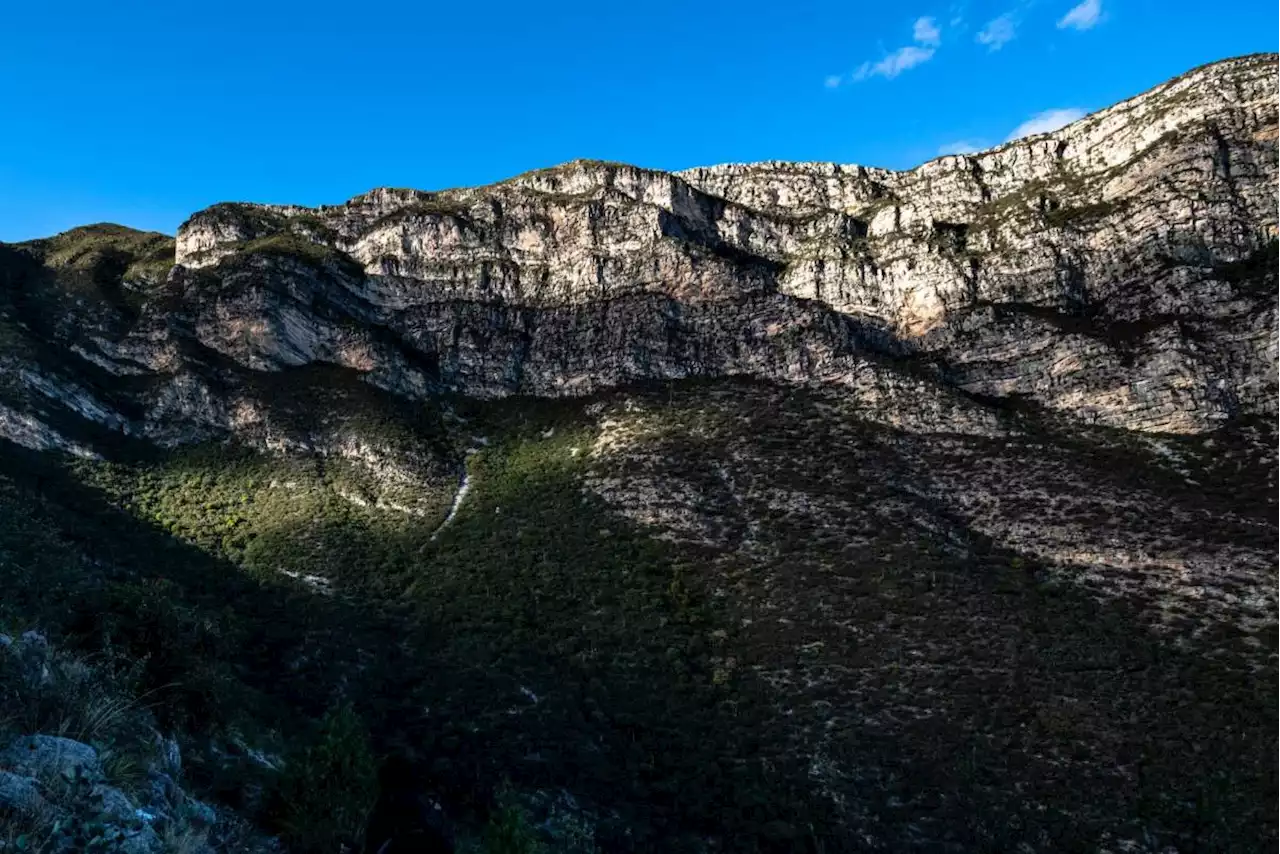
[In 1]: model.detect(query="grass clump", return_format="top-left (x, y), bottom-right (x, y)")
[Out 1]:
top-left (0, 628), bottom-right (231, 853)
top-left (474, 801), bottom-right (546, 854)
top-left (0, 630), bottom-right (155, 794)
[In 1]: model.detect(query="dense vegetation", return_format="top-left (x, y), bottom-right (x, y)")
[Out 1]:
top-left (0, 388), bottom-right (849, 851)
top-left (1, 374), bottom-right (1275, 852)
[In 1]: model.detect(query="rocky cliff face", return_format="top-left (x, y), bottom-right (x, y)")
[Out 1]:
top-left (3, 55), bottom-right (1275, 455)
top-left (162, 54), bottom-right (1276, 433)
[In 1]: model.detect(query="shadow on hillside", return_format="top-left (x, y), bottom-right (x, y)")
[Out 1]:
top-left (488, 379), bottom-right (1278, 853)
top-left (0, 437), bottom-right (845, 851)
top-left (1, 390), bottom-right (1275, 854)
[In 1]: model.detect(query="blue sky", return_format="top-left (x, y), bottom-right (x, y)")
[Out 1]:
top-left (1, 0), bottom-right (1274, 241)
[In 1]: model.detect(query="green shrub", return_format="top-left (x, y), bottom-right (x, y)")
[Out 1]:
top-left (268, 703), bottom-right (379, 854)
top-left (480, 803), bottom-right (546, 854)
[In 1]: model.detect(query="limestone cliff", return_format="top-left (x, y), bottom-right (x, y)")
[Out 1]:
top-left (2, 54), bottom-right (1277, 453)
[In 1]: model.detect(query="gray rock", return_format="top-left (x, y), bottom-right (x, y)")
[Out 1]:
top-left (91, 783), bottom-right (140, 824)
top-left (18, 630), bottom-right (48, 649)
top-left (118, 824), bottom-right (163, 854)
top-left (0, 769), bottom-right (45, 814)
top-left (1, 735), bottom-right (101, 781)
top-left (144, 769), bottom-right (180, 810)
top-left (182, 797), bottom-right (218, 828)
top-left (156, 736), bottom-right (182, 777)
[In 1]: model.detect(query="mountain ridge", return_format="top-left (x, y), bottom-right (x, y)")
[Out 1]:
top-left (2, 54), bottom-right (1270, 455)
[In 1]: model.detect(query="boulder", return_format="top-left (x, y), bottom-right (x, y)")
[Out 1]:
top-left (118, 824), bottom-right (164, 854)
top-left (141, 768), bottom-right (182, 820)
top-left (0, 734), bottom-right (101, 781)
top-left (91, 783), bottom-right (141, 824)
top-left (0, 769), bottom-right (45, 814)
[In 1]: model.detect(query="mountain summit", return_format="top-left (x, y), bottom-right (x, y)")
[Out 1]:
top-left (0, 54), bottom-right (1276, 854)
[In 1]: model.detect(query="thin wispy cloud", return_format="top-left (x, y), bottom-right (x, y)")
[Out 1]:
top-left (852, 46), bottom-right (937, 81)
top-left (832, 15), bottom-right (942, 86)
top-left (1006, 107), bottom-right (1087, 140)
top-left (976, 13), bottom-right (1017, 50)
top-left (1058, 0), bottom-right (1103, 30)
top-left (914, 16), bottom-right (942, 46)
top-left (938, 140), bottom-right (984, 156)
top-left (939, 106), bottom-right (1088, 155)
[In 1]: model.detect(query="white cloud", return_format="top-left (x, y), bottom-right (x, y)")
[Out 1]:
top-left (824, 74), bottom-right (843, 89)
top-left (1006, 107), bottom-right (1087, 140)
top-left (938, 140), bottom-right (984, 156)
top-left (1058, 0), bottom-right (1102, 30)
top-left (939, 107), bottom-right (1087, 153)
top-left (852, 45), bottom-right (937, 81)
top-left (841, 15), bottom-right (943, 85)
top-left (976, 13), bottom-right (1017, 50)
top-left (913, 16), bottom-right (942, 46)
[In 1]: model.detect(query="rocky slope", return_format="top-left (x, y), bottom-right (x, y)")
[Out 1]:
top-left (0, 53), bottom-right (1276, 854)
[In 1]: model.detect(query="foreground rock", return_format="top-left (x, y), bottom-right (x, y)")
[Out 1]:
top-left (0, 632), bottom-right (275, 854)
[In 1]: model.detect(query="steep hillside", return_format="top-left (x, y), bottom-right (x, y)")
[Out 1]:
top-left (0, 54), bottom-right (1276, 854)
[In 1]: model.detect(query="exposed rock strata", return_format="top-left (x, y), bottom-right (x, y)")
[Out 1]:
top-left (2, 55), bottom-right (1277, 450)
top-left (172, 54), bottom-right (1278, 436)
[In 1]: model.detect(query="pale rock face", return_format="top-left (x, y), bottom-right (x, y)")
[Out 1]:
top-left (0, 403), bottom-right (100, 458)
top-left (151, 55), bottom-right (1280, 439)
top-left (17, 369), bottom-right (126, 431)
top-left (1, 56), bottom-right (1274, 457)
